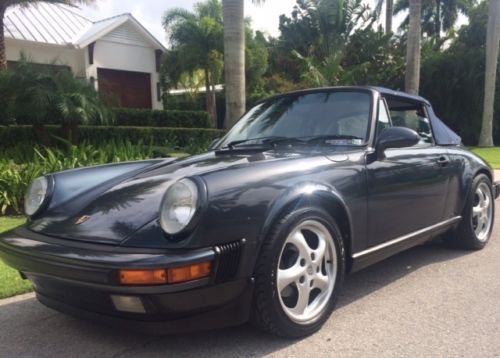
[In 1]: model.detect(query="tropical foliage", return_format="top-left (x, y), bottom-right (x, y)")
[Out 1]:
top-left (163, 0), bottom-right (498, 145)
top-left (0, 57), bottom-right (112, 143)
top-left (163, 0), bottom-right (224, 126)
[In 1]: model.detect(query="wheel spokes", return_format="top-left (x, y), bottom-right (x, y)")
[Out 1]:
top-left (289, 230), bottom-right (311, 258)
top-left (313, 236), bottom-right (327, 263)
top-left (313, 272), bottom-right (329, 291)
top-left (277, 262), bottom-right (305, 292)
top-left (292, 281), bottom-right (310, 315)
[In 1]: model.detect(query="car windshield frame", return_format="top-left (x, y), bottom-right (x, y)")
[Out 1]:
top-left (215, 88), bottom-right (376, 150)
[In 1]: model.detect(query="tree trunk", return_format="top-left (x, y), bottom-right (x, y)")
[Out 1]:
top-left (478, 0), bottom-right (500, 147)
top-left (62, 122), bottom-right (78, 144)
top-left (385, 0), bottom-right (393, 35)
top-left (204, 67), bottom-right (216, 127)
top-left (211, 82), bottom-right (217, 128)
top-left (33, 123), bottom-right (51, 147)
top-left (223, 0), bottom-right (246, 129)
top-left (0, 5), bottom-right (7, 71)
top-left (405, 0), bottom-right (421, 95)
top-left (435, 0), bottom-right (441, 39)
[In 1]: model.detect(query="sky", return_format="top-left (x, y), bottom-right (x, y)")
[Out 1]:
top-left (79, 0), bottom-right (395, 47)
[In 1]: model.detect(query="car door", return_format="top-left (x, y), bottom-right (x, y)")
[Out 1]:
top-left (365, 98), bottom-right (451, 247)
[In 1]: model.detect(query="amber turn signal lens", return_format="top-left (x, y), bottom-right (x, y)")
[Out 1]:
top-left (119, 261), bottom-right (212, 286)
top-left (119, 269), bottom-right (167, 285)
top-left (167, 261), bottom-right (212, 284)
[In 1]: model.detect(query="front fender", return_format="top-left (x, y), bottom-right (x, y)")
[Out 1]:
top-left (258, 181), bottom-right (354, 256)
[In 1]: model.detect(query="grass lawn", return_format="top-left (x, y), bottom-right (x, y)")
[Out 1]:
top-left (470, 147), bottom-right (500, 169)
top-left (0, 217), bottom-right (33, 299)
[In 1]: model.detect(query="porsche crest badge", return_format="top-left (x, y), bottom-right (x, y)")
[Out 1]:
top-left (74, 215), bottom-right (91, 225)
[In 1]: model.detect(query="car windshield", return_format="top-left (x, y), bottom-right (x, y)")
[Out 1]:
top-left (217, 91), bottom-right (372, 149)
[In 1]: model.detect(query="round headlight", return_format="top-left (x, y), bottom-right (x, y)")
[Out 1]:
top-left (24, 176), bottom-right (49, 216)
top-left (160, 178), bottom-right (199, 234)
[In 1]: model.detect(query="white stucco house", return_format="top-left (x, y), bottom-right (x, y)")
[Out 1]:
top-left (4, 3), bottom-right (165, 109)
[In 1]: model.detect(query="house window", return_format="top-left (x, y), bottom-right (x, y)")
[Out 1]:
top-left (88, 42), bottom-right (95, 65)
top-left (157, 82), bottom-right (161, 102)
top-left (155, 50), bottom-right (163, 73)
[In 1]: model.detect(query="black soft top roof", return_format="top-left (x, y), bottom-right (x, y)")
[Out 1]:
top-left (260, 86), bottom-right (462, 146)
top-left (370, 87), bottom-right (461, 146)
top-left (369, 86), bottom-right (431, 105)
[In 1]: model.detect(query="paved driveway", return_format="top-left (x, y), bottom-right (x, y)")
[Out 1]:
top-left (0, 195), bottom-right (499, 357)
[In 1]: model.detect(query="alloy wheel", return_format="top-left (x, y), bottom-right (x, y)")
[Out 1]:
top-left (276, 220), bottom-right (337, 325)
top-left (472, 182), bottom-right (493, 242)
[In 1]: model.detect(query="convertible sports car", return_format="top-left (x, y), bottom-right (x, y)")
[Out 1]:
top-left (1, 86), bottom-right (499, 338)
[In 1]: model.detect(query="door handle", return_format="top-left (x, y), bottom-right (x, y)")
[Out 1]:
top-left (437, 156), bottom-right (450, 166)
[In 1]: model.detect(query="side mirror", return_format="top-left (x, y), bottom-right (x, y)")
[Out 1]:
top-left (208, 138), bottom-right (221, 150)
top-left (376, 126), bottom-right (419, 158)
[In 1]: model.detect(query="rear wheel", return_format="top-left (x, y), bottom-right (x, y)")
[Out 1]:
top-left (252, 207), bottom-right (345, 338)
top-left (444, 174), bottom-right (495, 250)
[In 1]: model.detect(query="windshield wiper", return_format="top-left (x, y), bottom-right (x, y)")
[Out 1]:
top-left (225, 136), bottom-right (293, 149)
top-left (304, 135), bottom-right (364, 144)
top-left (222, 134), bottom-right (363, 150)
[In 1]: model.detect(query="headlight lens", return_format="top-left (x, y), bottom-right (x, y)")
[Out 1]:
top-left (24, 176), bottom-right (49, 216)
top-left (160, 179), bottom-right (199, 234)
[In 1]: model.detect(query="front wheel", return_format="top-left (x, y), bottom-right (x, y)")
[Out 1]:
top-left (445, 174), bottom-right (495, 250)
top-left (252, 208), bottom-right (345, 338)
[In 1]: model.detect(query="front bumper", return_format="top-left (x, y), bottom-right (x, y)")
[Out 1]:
top-left (0, 227), bottom-right (252, 334)
top-left (494, 182), bottom-right (500, 199)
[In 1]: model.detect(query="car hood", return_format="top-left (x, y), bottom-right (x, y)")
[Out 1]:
top-left (29, 149), bottom-right (346, 245)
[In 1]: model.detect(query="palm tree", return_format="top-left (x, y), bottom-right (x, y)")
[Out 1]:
top-left (405, 0), bottom-right (421, 94)
top-left (223, 0), bottom-right (267, 128)
top-left (375, 0), bottom-right (394, 34)
top-left (0, 1), bottom-right (92, 70)
top-left (163, 0), bottom-right (223, 127)
top-left (222, 0), bottom-right (245, 128)
top-left (478, 0), bottom-right (500, 147)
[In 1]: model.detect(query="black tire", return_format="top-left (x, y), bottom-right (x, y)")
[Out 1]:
top-left (252, 207), bottom-right (345, 338)
top-left (444, 174), bottom-right (495, 250)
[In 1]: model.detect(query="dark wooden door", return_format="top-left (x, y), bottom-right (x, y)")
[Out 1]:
top-left (98, 68), bottom-right (152, 109)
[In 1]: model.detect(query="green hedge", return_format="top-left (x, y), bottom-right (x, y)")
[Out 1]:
top-left (12, 109), bottom-right (211, 129)
top-left (0, 125), bottom-right (225, 149)
top-left (164, 93), bottom-right (226, 128)
top-left (111, 108), bottom-right (211, 128)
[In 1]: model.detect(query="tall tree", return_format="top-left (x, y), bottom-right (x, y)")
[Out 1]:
top-left (405, 0), bottom-right (421, 94)
top-left (163, 0), bottom-right (223, 127)
top-left (0, 1), bottom-right (92, 71)
top-left (375, 0), bottom-right (394, 34)
top-left (478, 0), bottom-right (500, 147)
top-left (222, 0), bottom-right (245, 128)
top-left (222, 0), bottom-right (265, 128)
top-left (386, 0), bottom-right (393, 34)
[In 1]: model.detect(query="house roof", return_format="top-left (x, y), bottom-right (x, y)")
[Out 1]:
top-left (4, 3), bottom-right (165, 50)
top-left (4, 3), bottom-right (91, 45)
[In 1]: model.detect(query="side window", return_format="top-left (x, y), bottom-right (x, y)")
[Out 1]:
top-left (376, 99), bottom-right (392, 137)
top-left (389, 108), bottom-right (433, 144)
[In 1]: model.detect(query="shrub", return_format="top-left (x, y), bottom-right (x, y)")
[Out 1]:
top-left (164, 93), bottom-right (226, 128)
top-left (111, 108), bottom-right (211, 128)
top-left (0, 125), bottom-right (225, 150)
top-left (0, 56), bottom-right (111, 126)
